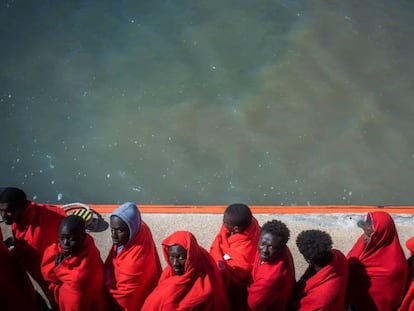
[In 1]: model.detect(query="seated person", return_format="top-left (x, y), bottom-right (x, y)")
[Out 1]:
top-left (0, 187), bottom-right (66, 296)
top-left (41, 215), bottom-right (108, 311)
top-left (142, 231), bottom-right (230, 310)
top-left (290, 229), bottom-right (348, 311)
top-left (406, 236), bottom-right (414, 270)
top-left (209, 203), bottom-right (260, 310)
top-left (105, 202), bottom-right (162, 310)
top-left (397, 237), bottom-right (414, 311)
top-left (347, 211), bottom-right (407, 311)
top-left (1, 227), bottom-right (40, 311)
top-left (247, 219), bottom-right (295, 311)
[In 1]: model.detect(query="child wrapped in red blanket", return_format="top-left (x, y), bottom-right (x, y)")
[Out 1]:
top-left (41, 215), bottom-right (108, 311)
top-left (290, 230), bottom-right (348, 311)
top-left (105, 202), bottom-right (162, 310)
top-left (247, 219), bottom-right (295, 311)
top-left (142, 231), bottom-right (230, 310)
top-left (347, 211), bottom-right (407, 311)
top-left (210, 203), bottom-right (260, 310)
top-left (0, 187), bottom-right (66, 296)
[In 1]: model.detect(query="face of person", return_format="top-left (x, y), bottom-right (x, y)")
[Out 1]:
top-left (59, 225), bottom-right (85, 255)
top-left (362, 215), bottom-right (374, 244)
top-left (110, 216), bottom-right (130, 246)
top-left (0, 203), bottom-right (25, 225)
top-left (258, 232), bottom-right (282, 263)
top-left (168, 244), bottom-right (187, 275)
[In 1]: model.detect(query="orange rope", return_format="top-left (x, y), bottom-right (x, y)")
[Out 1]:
top-left (55, 204), bottom-right (414, 214)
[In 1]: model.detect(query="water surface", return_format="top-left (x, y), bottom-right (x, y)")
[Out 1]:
top-left (1, 0), bottom-right (413, 205)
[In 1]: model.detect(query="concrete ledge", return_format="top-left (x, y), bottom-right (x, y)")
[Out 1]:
top-left (2, 206), bottom-right (414, 279)
top-left (87, 210), bottom-right (414, 278)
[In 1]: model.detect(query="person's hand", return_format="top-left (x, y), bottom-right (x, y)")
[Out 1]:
top-left (55, 252), bottom-right (67, 266)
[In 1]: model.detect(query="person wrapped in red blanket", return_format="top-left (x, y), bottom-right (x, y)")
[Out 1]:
top-left (397, 237), bottom-right (414, 311)
top-left (0, 187), bottom-right (66, 298)
top-left (105, 202), bottom-right (162, 311)
top-left (247, 219), bottom-right (295, 311)
top-left (210, 203), bottom-right (260, 310)
top-left (141, 231), bottom-right (230, 311)
top-left (41, 215), bottom-right (108, 311)
top-left (347, 211), bottom-right (407, 311)
top-left (290, 230), bottom-right (348, 311)
top-left (0, 227), bottom-right (40, 311)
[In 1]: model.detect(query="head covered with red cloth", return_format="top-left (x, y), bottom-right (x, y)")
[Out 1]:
top-left (347, 211), bottom-right (407, 310)
top-left (142, 231), bottom-right (230, 311)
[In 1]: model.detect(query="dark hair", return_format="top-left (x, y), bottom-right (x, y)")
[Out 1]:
top-left (296, 230), bottom-right (333, 267)
top-left (0, 187), bottom-right (28, 207)
top-left (261, 219), bottom-right (290, 246)
top-left (60, 215), bottom-right (86, 233)
top-left (224, 203), bottom-right (252, 227)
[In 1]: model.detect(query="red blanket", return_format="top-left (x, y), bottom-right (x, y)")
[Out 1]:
top-left (41, 234), bottom-right (108, 311)
top-left (405, 236), bottom-right (414, 285)
top-left (11, 201), bottom-right (66, 293)
top-left (209, 217), bottom-right (260, 310)
top-left (105, 221), bottom-right (162, 311)
top-left (0, 228), bottom-right (39, 311)
top-left (142, 231), bottom-right (230, 311)
top-left (397, 237), bottom-right (414, 311)
top-left (247, 245), bottom-right (295, 311)
top-left (347, 211), bottom-right (407, 311)
top-left (399, 283), bottom-right (414, 311)
top-left (291, 249), bottom-right (348, 311)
